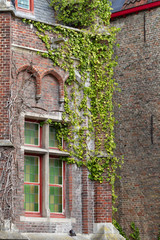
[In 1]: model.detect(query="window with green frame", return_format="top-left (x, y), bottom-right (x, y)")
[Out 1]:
top-left (24, 155), bottom-right (40, 212)
top-left (49, 158), bottom-right (63, 213)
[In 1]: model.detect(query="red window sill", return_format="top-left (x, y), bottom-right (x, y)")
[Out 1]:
top-left (24, 144), bottom-right (41, 148)
top-left (16, 7), bottom-right (34, 14)
top-left (25, 212), bottom-right (41, 217)
top-left (50, 213), bottom-right (65, 218)
top-left (24, 213), bottom-right (65, 218)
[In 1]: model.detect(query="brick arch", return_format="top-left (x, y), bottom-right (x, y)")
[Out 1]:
top-left (40, 69), bottom-right (69, 100)
top-left (17, 65), bottom-right (41, 99)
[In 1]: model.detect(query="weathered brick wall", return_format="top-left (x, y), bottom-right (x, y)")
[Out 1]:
top-left (0, 147), bottom-right (15, 226)
top-left (82, 166), bottom-right (95, 234)
top-left (111, 7), bottom-right (160, 240)
top-left (0, 12), bottom-right (113, 234)
top-left (11, 17), bottom-right (47, 51)
top-left (10, 17), bottom-right (78, 233)
top-left (0, 12), bottom-right (11, 140)
top-left (9, 17), bottom-right (97, 234)
top-left (94, 181), bottom-right (112, 223)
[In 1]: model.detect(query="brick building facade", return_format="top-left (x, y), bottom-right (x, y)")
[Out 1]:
top-left (111, 0), bottom-right (160, 239)
top-left (0, 0), bottom-right (159, 239)
top-left (0, 0), bottom-right (123, 239)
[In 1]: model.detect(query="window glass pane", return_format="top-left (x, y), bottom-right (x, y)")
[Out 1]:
top-left (49, 126), bottom-right (59, 148)
top-left (49, 186), bottom-right (62, 213)
top-left (24, 156), bottom-right (39, 212)
top-left (18, 0), bottom-right (30, 10)
top-left (25, 122), bottom-right (39, 146)
top-left (24, 185), bottom-right (39, 212)
top-left (24, 156), bottom-right (39, 183)
top-left (49, 158), bottom-right (62, 185)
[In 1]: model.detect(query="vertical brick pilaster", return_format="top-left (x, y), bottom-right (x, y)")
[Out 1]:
top-left (94, 181), bottom-right (112, 223)
top-left (0, 12), bottom-right (11, 140)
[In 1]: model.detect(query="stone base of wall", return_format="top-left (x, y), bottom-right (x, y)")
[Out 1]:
top-left (0, 231), bottom-right (26, 239)
top-left (92, 223), bottom-right (125, 240)
top-left (22, 233), bottom-right (89, 240)
top-left (23, 228), bottom-right (125, 240)
top-left (0, 223), bottom-right (125, 240)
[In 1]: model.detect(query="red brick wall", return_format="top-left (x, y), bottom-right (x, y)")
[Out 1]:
top-left (112, 7), bottom-right (160, 240)
top-left (0, 13), bottom-right (11, 140)
top-left (0, 13), bottom-right (113, 234)
top-left (10, 17), bottom-right (74, 233)
top-left (94, 181), bottom-right (112, 223)
top-left (11, 17), bottom-right (46, 52)
top-left (9, 17), bottom-right (93, 234)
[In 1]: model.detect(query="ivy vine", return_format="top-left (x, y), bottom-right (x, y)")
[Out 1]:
top-left (113, 219), bottom-right (141, 240)
top-left (50, 0), bottom-right (112, 28)
top-left (23, 0), bottom-right (122, 206)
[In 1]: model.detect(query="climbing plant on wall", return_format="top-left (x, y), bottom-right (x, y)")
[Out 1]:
top-left (23, 0), bottom-right (122, 204)
top-left (50, 0), bottom-right (112, 28)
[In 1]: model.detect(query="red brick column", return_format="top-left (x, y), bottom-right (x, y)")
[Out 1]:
top-left (94, 181), bottom-right (112, 223)
top-left (0, 13), bottom-right (11, 140)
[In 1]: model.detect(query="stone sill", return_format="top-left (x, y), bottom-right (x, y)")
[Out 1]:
top-left (20, 216), bottom-right (76, 223)
top-left (14, 10), bottom-right (36, 20)
top-left (22, 233), bottom-right (89, 240)
top-left (22, 146), bottom-right (69, 156)
top-left (0, 140), bottom-right (14, 147)
top-left (24, 112), bottom-right (63, 122)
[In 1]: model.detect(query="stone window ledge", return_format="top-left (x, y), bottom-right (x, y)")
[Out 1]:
top-left (0, 140), bottom-right (14, 147)
top-left (20, 216), bottom-right (76, 223)
top-left (22, 146), bottom-right (69, 156)
top-left (14, 10), bottom-right (36, 20)
top-left (23, 112), bottom-right (63, 122)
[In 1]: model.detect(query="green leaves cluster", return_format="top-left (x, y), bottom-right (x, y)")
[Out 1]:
top-left (113, 219), bottom-right (129, 240)
top-left (129, 222), bottom-right (141, 240)
top-left (113, 220), bottom-right (141, 240)
top-left (50, 0), bottom-right (112, 28)
top-left (23, 0), bottom-right (122, 200)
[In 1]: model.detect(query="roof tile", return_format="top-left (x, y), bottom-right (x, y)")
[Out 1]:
top-left (111, 0), bottom-right (158, 12)
top-left (123, 0), bottom-right (149, 9)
